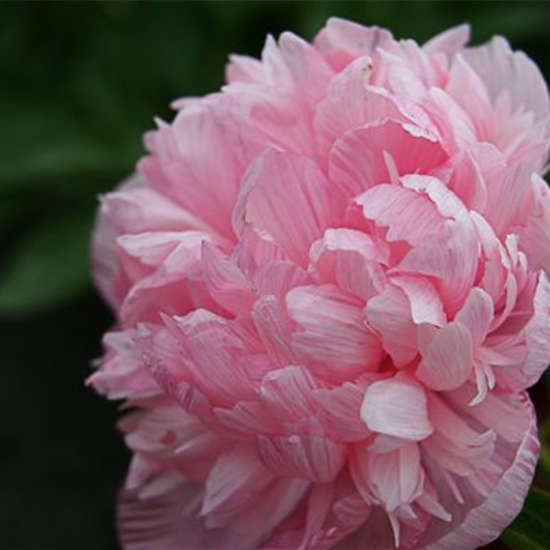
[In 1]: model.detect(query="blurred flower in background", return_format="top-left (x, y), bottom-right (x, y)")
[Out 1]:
top-left (1, 2), bottom-right (549, 550)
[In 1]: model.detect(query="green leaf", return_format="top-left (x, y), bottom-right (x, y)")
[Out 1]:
top-left (0, 211), bottom-right (93, 317)
top-left (502, 487), bottom-right (550, 550)
top-left (0, 98), bottom-right (134, 194)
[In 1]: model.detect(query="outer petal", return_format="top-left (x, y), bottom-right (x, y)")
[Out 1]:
top-left (522, 271), bottom-right (550, 386)
top-left (118, 478), bottom-right (230, 550)
top-left (423, 398), bottom-right (540, 550)
top-left (463, 36), bottom-right (550, 129)
top-left (518, 175), bottom-right (550, 277)
top-left (139, 105), bottom-right (243, 239)
top-left (314, 17), bottom-right (393, 71)
top-left (423, 24), bottom-right (471, 57)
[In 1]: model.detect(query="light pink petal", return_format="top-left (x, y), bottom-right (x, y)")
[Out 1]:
top-left (445, 54), bottom-right (493, 140)
top-left (423, 399), bottom-right (539, 550)
top-left (214, 400), bottom-right (280, 436)
top-left (287, 285), bottom-right (383, 382)
top-left (314, 59), bottom-right (405, 157)
top-left (257, 433), bottom-right (346, 483)
top-left (443, 142), bottom-right (503, 213)
top-left (463, 36), bottom-right (550, 131)
top-left (372, 40), bottom-right (444, 101)
top-left (91, 198), bottom-right (126, 309)
top-left (226, 477), bottom-right (309, 548)
top-left (357, 184), bottom-right (445, 247)
top-left (260, 365), bottom-right (319, 423)
top-left (423, 87), bottom-right (477, 152)
top-left (232, 150), bottom-right (339, 266)
top-left (423, 24), bottom-right (471, 57)
top-left (262, 31), bottom-right (334, 105)
top-left (522, 271), bottom-right (550, 386)
top-left (201, 243), bottom-right (255, 315)
top-left (361, 375), bottom-right (433, 441)
top-left (202, 443), bottom-right (274, 521)
top-left (351, 441), bottom-right (424, 513)
top-left (313, 378), bottom-right (376, 443)
top-left (253, 260), bottom-right (311, 299)
top-left (329, 120), bottom-right (447, 199)
top-left (101, 184), bottom-right (208, 235)
top-left (310, 228), bottom-right (388, 301)
top-left (365, 284), bottom-right (417, 367)
top-left (518, 174), bottom-right (550, 276)
top-left (167, 310), bottom-right (258, 407)
top-left (139, 106), bottom-right (242, 238)
top-left (119, 232), bottom-right (213, 324)
top-left (417, 322), bottom-right (474, 391)
top-left (118, 478), bottom-right (232, 550)
top-left (482, 162), bottom-right (535, 238)
top-left (455, 287), bottom-right (494, 346)
top-left (448, 385), bottom-right (532, 444)
top-left (397, 218), bottom-right (479, 316)
top-left (226, 54), bottom-right (264, 84)
top-left (314, 17), bottom-right (393, 71)
top-left (88, 330), bottom-right (159, 401)
top-left (391, 275), bottom-right (446, 326)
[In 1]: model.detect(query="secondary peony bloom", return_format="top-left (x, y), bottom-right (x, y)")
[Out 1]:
top-left (89, 18), bottom-right (550, 550)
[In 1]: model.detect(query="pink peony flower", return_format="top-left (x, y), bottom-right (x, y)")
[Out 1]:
top-left (90, 18), bottom-right (550, 550)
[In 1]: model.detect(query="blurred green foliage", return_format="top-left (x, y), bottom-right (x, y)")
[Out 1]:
top-left (0, 2), bottom-right (549, 549)
top-left (502, 488), bottom-right (550, 550)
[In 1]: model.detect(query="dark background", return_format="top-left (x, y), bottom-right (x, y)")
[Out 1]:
top-left (1, 2), bottom-right (549, 549)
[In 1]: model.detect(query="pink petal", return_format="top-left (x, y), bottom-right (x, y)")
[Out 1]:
top-left (365, 284), bottom-right (417, 367)
top-left (251, 295), bottom-right (295, 366)
top-left (202, 443), bottom-right (274, 520)
top-left (226, 54), bottom-right (264, 84)
top-left (260, 365), bottom-right (319, 423)
top-left (423, 24), bottom-right (471, 57)
top-left (167, 310), bottom-right (258, 407)
top-left (351, 441), bottom-right (424, 513)
top-left (257, 433), bottom-right (346, 483)
top-left (518, 174), bottom-right (550, 276)
top-left (310, 228), bottom-right (388, 301)
top-left (139, 106), bottom-right (242, 238)
top-left (417, 322), bottom-right (474, 391)
top-left (253, 260), bottom-right (311, 299)
top-left (232, 150), bottom-right (339, 266)
top-left (314, 17), bottom-right (393, 71)
top-left (463, 36), bottom-right (550, 132)
top-left (423, 399), bottom-right (539, 550)
top-left (88, 329), bottom-right (159, 401)
top-left (287, 285), bottom-right (383, 382)
top-left (201, 243), bottom-right (255, 315)
top-left (118, 478), bottom-right (231, 550)
top-left (397, 218), bottom-right (479, 316)
top-left (522, 271), bottom-right (550, 386)
top-left (357, 184), bottom-right (445, 246)
top-left (313, 378), bottom-right (376, 443)
top-left (391, 275), bottom-right (447, 326)
top-left (455, 287), bottom-right (494, 347)
top-left (360, 375), bottom-right (433, 441)
top-left (329, 120), bottom-right (447, 199)
top-left (314, 59), bottom-right (404, 157)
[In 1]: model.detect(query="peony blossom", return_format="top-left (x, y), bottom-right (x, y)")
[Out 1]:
top-left (89, 18), bottom-right (550, 550)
